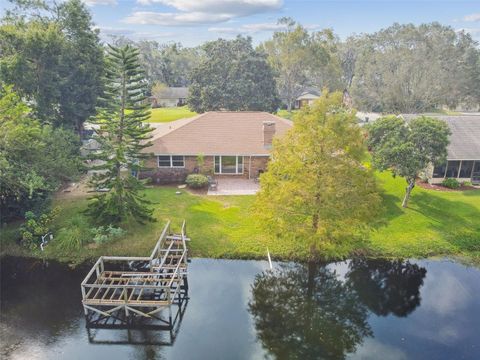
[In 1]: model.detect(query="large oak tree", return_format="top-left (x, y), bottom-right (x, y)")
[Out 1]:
top-left (187, 36), bottom-right (280, 113)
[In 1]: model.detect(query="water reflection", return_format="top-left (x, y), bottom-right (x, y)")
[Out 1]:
top-left (249, 259), bottom-right (427, 359)
top-left (1, 257), bottom-right (479, 360)
top-left (86, 298), bottom-right (188, 345)
top-left (346, 259), bottom-right (426, 317)
top-left (248, 262), bottom-right (373, 359)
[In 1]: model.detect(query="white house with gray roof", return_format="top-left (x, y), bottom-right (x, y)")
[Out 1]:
top-left (402, 115), bottom-right (480, 185)
top-left (150, 87), bottom-right (188, 107)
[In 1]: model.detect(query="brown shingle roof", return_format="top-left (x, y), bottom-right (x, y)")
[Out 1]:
top-left (146, 112), bottom-right (293, 155)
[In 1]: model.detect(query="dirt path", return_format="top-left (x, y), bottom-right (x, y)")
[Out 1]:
top-left (55, 176), bottom-right (92, 199)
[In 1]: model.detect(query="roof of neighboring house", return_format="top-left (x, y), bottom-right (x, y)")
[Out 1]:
top-left (402, 115), bottom-right (480, 160)
top-left (146, 112), bottom-right (293, 156)
top-left (296, 87), bottom-right (321, 101)
top-left (155, 87), bottom-right (188, 99)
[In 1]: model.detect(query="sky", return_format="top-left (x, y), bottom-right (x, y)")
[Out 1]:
top-left (1, 0), bottom-right (479, 45)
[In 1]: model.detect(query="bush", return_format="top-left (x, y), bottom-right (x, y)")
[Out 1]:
top-left (442, 178), bottom-right (460, 189)
top-left (56, 214), bottom-right (91, 250)
top-left (90, 225), bottom-right (126, 245)
top-left (186, 174), bottom-right (209, 189)
top-left (20, 207), bottom-right (59, 250)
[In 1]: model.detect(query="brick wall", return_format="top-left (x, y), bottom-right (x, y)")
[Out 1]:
top-left (244, 156), bottom-right (269, 179)
top-left (140, 155), bottom-right (270, 183)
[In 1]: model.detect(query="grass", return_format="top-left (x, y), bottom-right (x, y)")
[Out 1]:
top-left (276, 109), bottom-right (298, 120)
top-left (1, 173), bottom-right (479, 265)
top-left (370, 173), bottom-right (480, 262)
top-left (147, 106), bottom-right (197, 122)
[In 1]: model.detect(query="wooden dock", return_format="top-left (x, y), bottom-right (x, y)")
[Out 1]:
top-left (81, 220), bottom-right (189, 329)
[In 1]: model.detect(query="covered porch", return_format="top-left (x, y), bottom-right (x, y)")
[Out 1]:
top-left (431, 160), bottom-right (480, 185)
top-left (207, 177), bottom-right (260, 196)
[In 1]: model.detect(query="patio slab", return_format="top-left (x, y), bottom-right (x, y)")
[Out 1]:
top-left (207, 177), bottom-right (259, 196)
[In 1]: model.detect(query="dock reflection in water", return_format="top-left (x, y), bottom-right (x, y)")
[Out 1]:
top-left (1, 257), bottom-right (479, 360)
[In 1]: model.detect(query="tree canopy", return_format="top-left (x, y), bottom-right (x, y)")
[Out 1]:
top-left (110, 38), bottom-right (200, 89)
top-left (254, 91), bottom-right (381, 259)
top-left (187, 36), bottom-right (280, 113)
top-left (350, 23), bottom-right (480, 112)
top-left (367, 115), bottom-right (450, 207)
top-left (0, 0), bottom-right (103, 130)
top-left (0, 85), bottom-right (82, 221)
top-left (261, 17), bottom-right (342, 111)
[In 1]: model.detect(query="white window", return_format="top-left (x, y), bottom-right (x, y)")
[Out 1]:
top-left (214, 156), bottom-right (243, 174)
top-left (158, 155), bottom-right (185, 168)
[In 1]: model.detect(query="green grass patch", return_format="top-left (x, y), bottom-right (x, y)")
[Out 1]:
top-left (370, 173), bottom-right (480, 262)
top-left (276, 109), bottom-right (298, 120)
top-left (1, 173), bottom-right (479, 265)
top-left (147, 106), bottom-right (197, 122)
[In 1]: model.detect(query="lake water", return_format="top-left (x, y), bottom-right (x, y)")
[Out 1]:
top-left (1, 256), bottom-right (479, 359)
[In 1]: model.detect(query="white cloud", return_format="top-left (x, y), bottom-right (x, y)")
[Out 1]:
top-left (95, 26), bottom-right (175, 41)
top-left (208, 27), bottom-right (240, 34)
top-left (463, 13), bottom-right (480, 22)
top-left (242, 22), bottom-right (287, 31)
top-left (208, 21), bottom-right (320, 34)
top-left (95, 26), bottom-right (136, 36)
top-left (125, 0), bottom-right (283, 26)
top-left (137, 0), bottom-right (282, 15)
top-left (123, 11), bottom-right (231, 26)
top-left (83, 0), bottom-right (117, 6)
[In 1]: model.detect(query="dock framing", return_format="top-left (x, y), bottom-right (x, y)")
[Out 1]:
top-left (81, 220), bottom-right (189, 329)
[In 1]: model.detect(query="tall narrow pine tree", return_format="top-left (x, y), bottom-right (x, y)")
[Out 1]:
top-left (87, 45), bottom-right (154, 224)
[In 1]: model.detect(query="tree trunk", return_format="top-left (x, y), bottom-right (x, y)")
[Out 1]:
top-left (287, 100), bottom-right (292, 113)
top-left (307, 260), bottom-right (317, 298)
top-left (402, 179), bottom-right (415, 208)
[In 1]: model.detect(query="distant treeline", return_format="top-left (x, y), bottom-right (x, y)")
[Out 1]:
top-left (112, 18), bottom-right (480, 113)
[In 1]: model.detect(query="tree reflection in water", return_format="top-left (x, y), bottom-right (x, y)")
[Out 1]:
top-left (346, 259), bottom-right (427, 317)
top-left (248, 263), bottom-right (372, 360)
top-left (248, 259), bottom-right (427, 359)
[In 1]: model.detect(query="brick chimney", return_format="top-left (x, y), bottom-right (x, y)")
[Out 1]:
top-left (263, 121), bottom-right (276, 149)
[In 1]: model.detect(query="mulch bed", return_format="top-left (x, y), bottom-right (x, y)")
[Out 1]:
top-left (416, 180), bottom-right (479, 192)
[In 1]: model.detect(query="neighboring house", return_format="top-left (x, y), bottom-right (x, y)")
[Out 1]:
top-left (402, 115), bottom-right (480, 185)
top-left (140, 112), bottom-right (293, 183)
top-left (356, 111), bottom-right (383, 124)
top-left (151, 87), bottom-right (188, 108)
top-left (294, 88), bottom-right (320, 109)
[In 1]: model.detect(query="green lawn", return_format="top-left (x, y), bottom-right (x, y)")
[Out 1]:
top-left (1, 173), bottom-right (479, 265)
top-left (370, 173), bottom-right (480, 261)
top-left (276, 109), bottom-right (298, 120)
top-left (147, 106), bottom-right (197, 122)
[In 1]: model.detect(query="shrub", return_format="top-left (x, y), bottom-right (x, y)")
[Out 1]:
top-left (55, 214), bottom-right (91, 250)
top-left (442, 178), bottom-right (460, 189)
top-left (90, 225), bottom-right (126, 245)
top-left (186, 174), bottom-right (209, 189)
top-left (20, 207), bottom-right (59, 250)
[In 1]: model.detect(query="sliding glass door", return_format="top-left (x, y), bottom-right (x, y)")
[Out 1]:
top-left (214, 156), bottom-right (243, 174)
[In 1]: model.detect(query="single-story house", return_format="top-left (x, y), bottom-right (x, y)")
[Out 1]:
top-left (150, 87), bottom-right (188, 108)
top-left (140, 112), bottom-right (293, 183)
top-left (293, 88), bottom-right (320, 109)
top-left (403, 115), bottom-right (480, 185)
